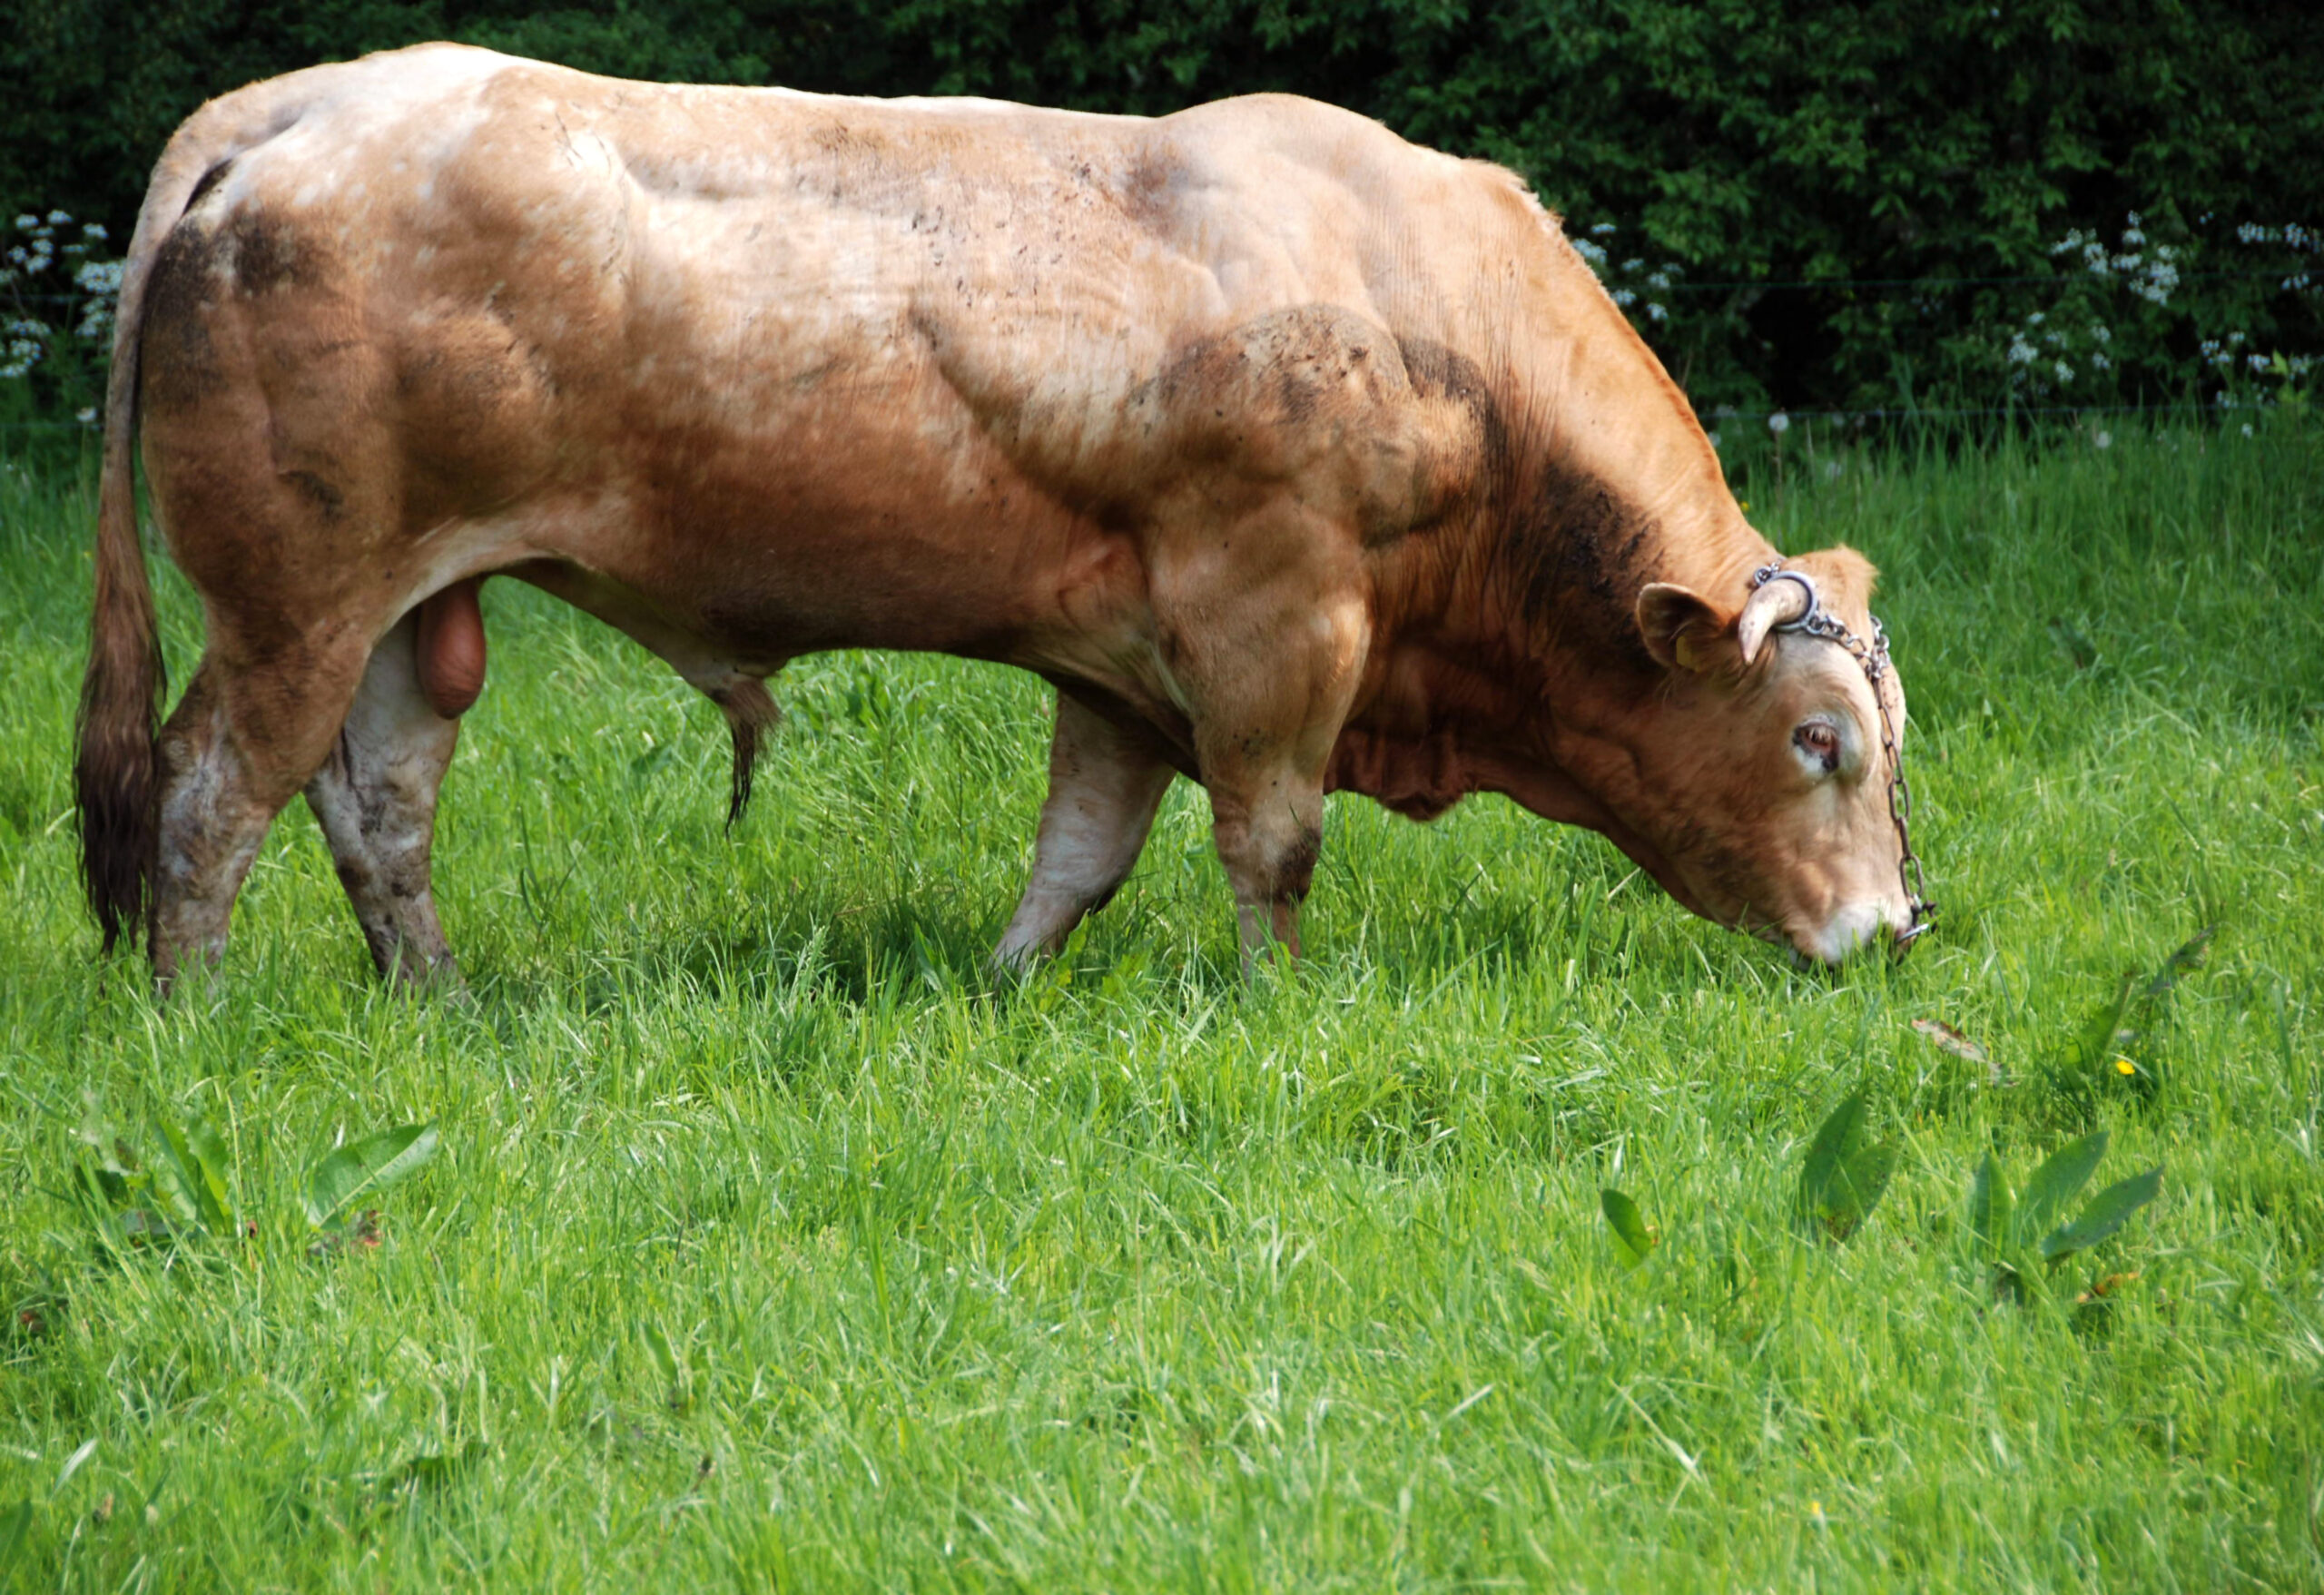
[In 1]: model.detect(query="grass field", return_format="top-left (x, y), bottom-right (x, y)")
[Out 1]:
top-left (2, 415), bottom-right (2320, 1590)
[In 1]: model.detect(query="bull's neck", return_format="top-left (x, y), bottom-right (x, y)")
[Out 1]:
top-left (1346, 215), bottom-right (1776, 821)
top-left (1483, 260), bottom-right (1772, 694)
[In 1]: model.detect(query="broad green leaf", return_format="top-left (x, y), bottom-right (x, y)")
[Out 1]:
top-left (1822, 1139), bottom-right (1897, 1242)
top-left (644, 1320), bottom-right (684, 1388)
top-left (2140, 928), bottom-right (2215, 1001)
top-left (74, 1103), bottom-right (133, 1174)
top-left (2014, 1131), bottom-right (2108, 1250)
top-left (149, 1118), bottom-right (225, 1232)
top-left (1799, 1092), bottom-right (1891, 1239)
top-left (303, 1124), bottom-right (439, 1228)
top-left (379, 1440), bottom-right (487, 1494)
top-left (2073, 976), bottom-right (2139, 1070)
top-left (184, 1120), bottom-right (235, 1228)
top-left (1967, 1152), bottom-right (2012, 1253)
top-left (1600, 1188), bottom-right (1655, 1267)
top-left (2041, 1167), bottom-right (2163, 1261)
top-left (1798, 1091), bottom-right (1869, 1216)
top-left (74, 1160), bottom-right (127, 1208)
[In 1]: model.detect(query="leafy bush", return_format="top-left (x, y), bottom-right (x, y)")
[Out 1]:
top-left (2, 2), bottom-right (2318, 413)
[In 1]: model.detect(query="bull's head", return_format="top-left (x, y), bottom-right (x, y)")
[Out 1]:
top-left (1600, 546), bottom-right (1923, 963)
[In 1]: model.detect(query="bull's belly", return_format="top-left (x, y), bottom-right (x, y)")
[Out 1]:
top-left (483, 397), bottom-right (1190, 738)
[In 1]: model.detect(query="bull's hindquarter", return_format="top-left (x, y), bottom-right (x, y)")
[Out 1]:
top-left (124, 47), bottom-right (1532, 980)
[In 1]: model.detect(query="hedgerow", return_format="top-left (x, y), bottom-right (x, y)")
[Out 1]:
top-left (3, 0), bottom-right (2319, 412)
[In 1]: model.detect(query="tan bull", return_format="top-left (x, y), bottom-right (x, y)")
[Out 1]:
top-left (75, 44), bottom-right (1924, 989)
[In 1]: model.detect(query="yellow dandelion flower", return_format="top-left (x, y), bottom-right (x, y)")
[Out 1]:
top-left (2113, 1057), bottom-right (2137, 1077)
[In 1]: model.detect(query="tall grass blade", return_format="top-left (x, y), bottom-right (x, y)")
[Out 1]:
top-left (51, 1438), bottom-right (97, 1499)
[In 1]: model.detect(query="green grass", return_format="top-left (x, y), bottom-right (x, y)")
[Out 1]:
top-left (1, 415), bottom-right (2320, 1590)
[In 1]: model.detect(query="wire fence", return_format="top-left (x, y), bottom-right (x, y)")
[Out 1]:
top-left (1702, 401), bottom-right (2221, 426)
top-left (1660, 268), bottom-right (2312, 293)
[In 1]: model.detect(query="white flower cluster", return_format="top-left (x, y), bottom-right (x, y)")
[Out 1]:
top-left (2199, 331), bottom-right (2250, 372)
top-left (0, 210), bottom-right (122, 392)
top-left (2004, 300), bottom-right (2113, 395)
top-left (2236, 222), bottom-right (2314, 249)
top-left (3, 316), bottom-right (46, 380)
top-left (74, 258), bottom-right (123, 341)
top-left (1569, 222), bottom-right (1678, 328)
top-left (2012, 209), bottom-right (2320, 404)
top-left (2048, 213), bottom-right (2180, 305)
top-left (2230, 222), bottom-right (2319, 290)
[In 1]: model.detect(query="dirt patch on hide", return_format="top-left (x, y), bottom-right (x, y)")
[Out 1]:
top-left (228, 209), bottom-right (326, 296)
top-left (141, 221), bottom-right (232, 415)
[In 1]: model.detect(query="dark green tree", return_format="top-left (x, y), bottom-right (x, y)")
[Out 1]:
top-left (5, 0), bottom-right (2319, 411)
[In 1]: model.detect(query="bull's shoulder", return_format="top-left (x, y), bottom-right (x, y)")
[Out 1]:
top-left (1153, 93), bottom-right (1456, 192)
top-left (1159, 92), bottom-right (1391, 142)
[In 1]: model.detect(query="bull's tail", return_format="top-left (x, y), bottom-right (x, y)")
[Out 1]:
top-left (74, 77), bottom-right (316, 950)
top-left (74, 364), bottom-right (162, 951)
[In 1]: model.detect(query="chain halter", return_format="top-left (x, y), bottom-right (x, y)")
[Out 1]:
top-left (1749, 564), bottom-right (1935, 950)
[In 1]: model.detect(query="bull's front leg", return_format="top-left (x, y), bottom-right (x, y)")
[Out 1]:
top-left (1206, 768), bottom-right (1326, 961)
top-left (993, 692), bottom-right (1175, 969)
top-left (1179, 583), bottom-right (1372, 967)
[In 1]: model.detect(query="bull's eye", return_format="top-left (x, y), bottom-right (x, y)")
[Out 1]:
top-left (1795, 721), bottom-right (1840, 774)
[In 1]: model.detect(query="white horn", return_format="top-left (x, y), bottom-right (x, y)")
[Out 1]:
top-left (1737, 570), bottom-right (1815, 665)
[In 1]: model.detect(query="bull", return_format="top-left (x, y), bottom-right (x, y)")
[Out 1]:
top-left (74, 44), bottom-right (1927, 989)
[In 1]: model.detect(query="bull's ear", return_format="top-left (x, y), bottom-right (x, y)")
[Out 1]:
top-left (1636, 582), bottom-right (1736, 674)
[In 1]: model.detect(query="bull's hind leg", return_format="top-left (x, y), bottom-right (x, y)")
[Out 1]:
top-left (302, 608), bottom-right (464, 986)
top-left (993, 693), bottom-right (1176, 968)
top-left (152, 637), bottom-right (370, 989)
